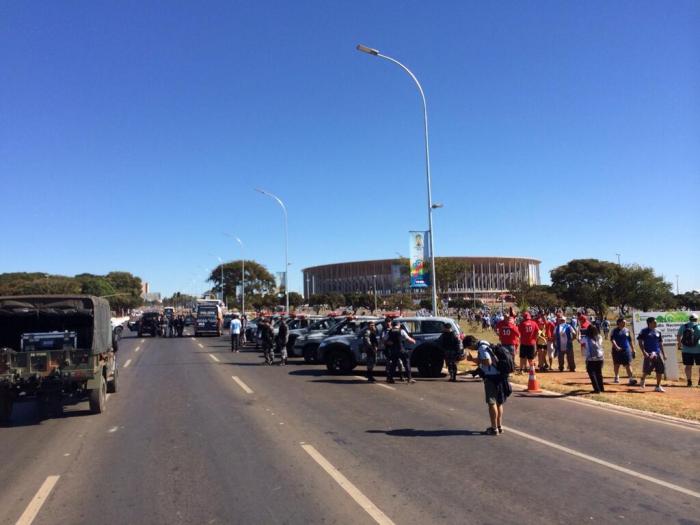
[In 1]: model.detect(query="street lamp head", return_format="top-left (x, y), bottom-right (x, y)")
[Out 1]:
top-left (431, 202), bottom-right (444, 209)
top-left (356, 44), bottom-right (379, 56)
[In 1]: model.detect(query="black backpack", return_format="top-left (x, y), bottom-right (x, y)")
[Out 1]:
top-left (488, 343), bottom-right (515, 377)
top-left (680, 323), bottom-right (699, 347)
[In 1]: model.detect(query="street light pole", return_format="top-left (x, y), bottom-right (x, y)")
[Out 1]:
top-left (357, 44), bottom-right (438, 316)
top-left (373, 274), bottom-right (378, 312)
top-left (676, 274), bottom-right (679, 295)
top-left (616, 253), bottom-right (621, 265)
top-left (224, 233), bottom-right (246, 314)
top-left (255, 188), bottom-right (289, 313)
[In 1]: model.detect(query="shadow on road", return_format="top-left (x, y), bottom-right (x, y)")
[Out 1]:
top-left (366, 428), bottom-right (484, 437)
top-left (2, 401), bottom-right (95, 428)
top-left (311, 379), bottom-right (367, 385)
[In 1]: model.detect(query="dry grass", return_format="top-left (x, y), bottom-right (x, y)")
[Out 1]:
top-left (457, 320), bottom-right (700, 422)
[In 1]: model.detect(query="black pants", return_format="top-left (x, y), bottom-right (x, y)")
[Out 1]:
top-left (231, 333), bottom-right (240, 351)
top-left (586, 360), bottom-right (605, 392)
top-left (387, 352), bottom-right (411, 381)
top-left (445, 358), bottom-right (458, 380)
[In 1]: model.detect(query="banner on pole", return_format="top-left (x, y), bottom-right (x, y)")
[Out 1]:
top-left (409, 231), bottom-right (430, 289)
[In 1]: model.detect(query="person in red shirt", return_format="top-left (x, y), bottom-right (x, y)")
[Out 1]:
top-left (537, 314), bottom-right (555, 371)
top-left (518, 312), bottom-right (540, 373)
top-left (496, 315), bottom-right (520, 361)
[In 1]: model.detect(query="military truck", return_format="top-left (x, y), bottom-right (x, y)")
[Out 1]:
top-left (0, 295), bottom-right (119, 423)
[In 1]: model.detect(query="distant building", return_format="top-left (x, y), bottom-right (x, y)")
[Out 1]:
top-left (143, 292), bottom-right (161, 303)
top-left (302, 256), bottom-right (541, 299)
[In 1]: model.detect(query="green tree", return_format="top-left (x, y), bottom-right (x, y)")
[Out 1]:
top-left (514, 284), bottom-right (560, 311)
top-left (287, 292), bottom-right (304, 309)
top-left (434, 258), bottom-right (471, 294)
top-left (76, 276), bottom-right (116, 297)
top-left (308, 294), bottom-right (329, 314)
top-left (105, 272), bottom-right (144, 312)
top-left (208, 260), bottom-right (276, 308)
top-left (384, 293), bottom-right (414, 312)
top-left (676, 291), bottom-right (700, 310)
top-left (326, 293), bottom-right (346, 310)
top-left (550, 259), bottom-right (619, 317)
top-left (611, 265), bottom-right (674, 313)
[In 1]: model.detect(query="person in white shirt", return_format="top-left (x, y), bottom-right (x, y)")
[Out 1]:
top-left (465, 336), bottom-right (508, 435)
top-left (581, 324), bottom-right (605, 393)
top-left (230, 313), bottom-right (242, 353)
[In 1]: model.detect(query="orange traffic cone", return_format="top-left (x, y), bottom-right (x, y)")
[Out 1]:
top-left (527, 364), bottom-right (542, 393)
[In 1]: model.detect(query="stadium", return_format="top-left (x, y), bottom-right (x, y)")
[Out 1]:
top-left (302, 257), bottom-right (541, 299)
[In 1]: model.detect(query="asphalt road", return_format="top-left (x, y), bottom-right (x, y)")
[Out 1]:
top-left (1, 329), bottom-right (699, 525)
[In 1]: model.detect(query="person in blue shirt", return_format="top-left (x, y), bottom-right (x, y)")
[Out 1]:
top-left (610, 318), bottom-right (637, 385)
top-left (637, 317), bottom-right (666, 392)
top-left (553, 315), bottom-right (577, 372)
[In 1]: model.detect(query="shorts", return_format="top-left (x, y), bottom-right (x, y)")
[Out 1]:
top-left (484, 376), bottom-right (507, 405)
top-left (612, 350), bottom-right (632, 366)
top-left (682, 352), bottom-right (700, 366)
top-left (643, 355), bottom-right (665, 375)
top-left (536, 344), bottom-right (547, 350)
top-left (519, 344), bottom-right (536, 360)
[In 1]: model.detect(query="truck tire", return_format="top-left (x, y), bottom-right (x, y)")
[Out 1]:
top-left (107, 368), bottom-right (118, 394)
top-left (303, 345), bottom-right (319, 364)
top-left (0, 392), bottom-right (12, 425)
top-left (325, 348), bottom-right (355, 374)
top-left (89, 376), bottom-right (107, 414)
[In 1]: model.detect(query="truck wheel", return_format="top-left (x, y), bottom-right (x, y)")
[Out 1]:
top-left (325, 349), bottom-right (354, 374)
top-left (303, 345), bottom-right (319, 363)
top-left (107, 368), bottom-right (118, 394)
top-left (0, 392), bottom-right (13, 425)
top-left (89, 376), bottom-right (107, 414)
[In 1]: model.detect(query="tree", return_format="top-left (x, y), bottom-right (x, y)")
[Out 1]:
top-left (434, 258), bottom-right (471, 294)
top-left (287, 292), bottom-right (304, 309)
top-left (326, 293), bottom-right (345, 310)
top-left (514, 285), bottom-right (559, 311)
top-left (384, 293), bottom-right (414, 312)
top-left (611, 265), bottom-right (674, 313)
top-left (344, 293), bottom-right (372, 312)
top-left (308, 294), bottom-right (329, 314)
top-left (208, 260), bottom-right (276, 308)
top-left (105, 272), bottom-right (144, 312)
top-left (76, 276), bottom-right (116, 297)
top-left (550, 259), bottom-right (619, 317)
top-left (676, 291), bottom-right (700, 310)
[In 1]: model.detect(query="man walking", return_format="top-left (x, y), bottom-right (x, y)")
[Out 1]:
top-left (383, 320), bottom-right (416, 384)
top-left (553, 315), bottom-right (577, 372)
top-left (230, 313), bottom-right (242, 352)
top-left (464, 335), bottom-right (511, 435)
top-left (638, 317), bottom-right (666, 392)
top-left (677, 313), bottom-right (700, 387)
top-left (610, 318), bottom-right (637, 385)
top-left (437, 322), bottom-right (463, 382)
top-left (276, 317), bottom-right (289, 365)
top-left (360, 321), bottom-right (379, 382)
top-left (260, 318), bottom-right (275, 365)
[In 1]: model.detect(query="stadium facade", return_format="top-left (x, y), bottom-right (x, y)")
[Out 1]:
top-left (302, 257), bottom-right (541, 299)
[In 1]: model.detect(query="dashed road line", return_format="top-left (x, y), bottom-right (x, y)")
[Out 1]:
top-left (140, 339), bottom-right (145, 343)
top-left (353, 376), bottom-right (396, 390)
top-left (209, 354), bottom-right (220, 363)
top-left (301, 444), bottom-right (395, 525)
top-left (123, 359), bottom-right (132, 368)
top-left (232, 376), bottom-right (254, 394)
top-left (134, 346), bottom-right (140, 353)
top-left (15, 475), bottom-right (60, 525)
top-left (108, 426), bottom-right (119, 433)
top-left (198, 343), bottom-right (204, 349)
top-left (505, 426), bottom-right (700, 500)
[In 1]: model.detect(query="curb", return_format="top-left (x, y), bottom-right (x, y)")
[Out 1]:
top-left (512, 382), bottom-right (700, 430)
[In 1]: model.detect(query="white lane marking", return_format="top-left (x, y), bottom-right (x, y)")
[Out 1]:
top-left (353, 376), bottom-right (395, 390)
top-left (505, 426), bottom-right (700, 500)
top-left (302, 444), bottom-right (395, 525)
top-left (63, 453), bottom-right (70, 457)
top-left (15, 475), bottom-right (60, 525)
top-left (134, 346), bottom-right (140, 353)
top-left (108, 426), bottom-right (119, 433)
top-left (198, 343), bottom-right (204, 349)
top-left (192, 338), bottom-right (197, 342)
top-left (105, 394), bottom-right (111, 401)
top-left (209, 354), bottom-right (220, 363)
top-left (232, 376), bottom-right (254, 394)
top-left (123, 359), bottom-right (132, 368)
top-left (140, 339), bottom-right (145, 343)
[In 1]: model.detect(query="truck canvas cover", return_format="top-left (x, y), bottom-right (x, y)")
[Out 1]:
top-left (0, 295), bottom-right (112, 355)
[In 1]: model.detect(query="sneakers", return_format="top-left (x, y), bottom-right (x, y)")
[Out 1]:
top-left (688, 380), bottom-right (693, 387)
top-left (613, 377), bottom-right (620, 384)
top-left (485, 427), bottom-right (498, 436)
top-left (628, 379), bottom-right (638, 386)
top-left (655, 386), bottom-right (665, 393)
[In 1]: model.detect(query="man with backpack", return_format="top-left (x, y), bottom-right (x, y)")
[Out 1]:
top-left (677, 313), bottom-right (700, 387)
top-left (464, 335), bottom-right (514, 435)
top-left (437, 322), bottom-right (463, 382)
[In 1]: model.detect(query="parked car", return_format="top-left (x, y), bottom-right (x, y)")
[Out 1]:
top-left (318, 316), bottom-right (462, 377)
top-left (293, 316), bottom-right (377, 363)
top-left (0, 295), bottom-right (119, 423)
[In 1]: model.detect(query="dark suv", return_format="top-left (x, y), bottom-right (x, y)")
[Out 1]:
top-left (138, 312), bottom-right (160, 337)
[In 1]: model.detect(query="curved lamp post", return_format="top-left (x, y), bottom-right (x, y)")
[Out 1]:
top-left (255, 188), bottom-right (289, 313)
top-left (356, 44), bottom-right (438, 315)
top-left (225, 233), bottom-right (246, 314)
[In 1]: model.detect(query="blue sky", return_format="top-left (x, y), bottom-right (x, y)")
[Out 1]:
top-left (2, 0), bottom-right (698, 296)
